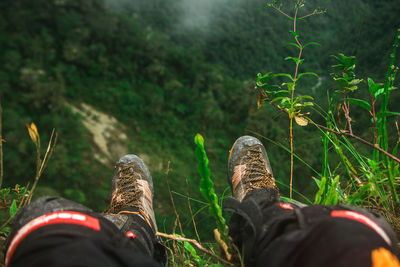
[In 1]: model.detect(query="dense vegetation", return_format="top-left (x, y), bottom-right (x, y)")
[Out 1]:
top-left (0, 0), bottom-right (399, 256)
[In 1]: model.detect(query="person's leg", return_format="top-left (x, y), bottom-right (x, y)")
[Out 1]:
top-left (224, 136), bottom-right (400, 267)
top-left (5, 155), bottom-right (164, 267)
top-left (103, 154), bottom-right (166, 263)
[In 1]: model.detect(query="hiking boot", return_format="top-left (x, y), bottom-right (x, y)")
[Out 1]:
top-left (108, 154), bottom-right (157, 232)
top-left (228, 135), bottom-right (278, 201)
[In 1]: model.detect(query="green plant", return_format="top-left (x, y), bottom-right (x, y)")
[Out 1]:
top-left (194, 134), bottom-right (228, 240)
top-left (256, 0), bottom-right (325, 199)
top-left (256, 0), bottom-right (400, 235)
top-left (0, 122), bottom-right (57, 236)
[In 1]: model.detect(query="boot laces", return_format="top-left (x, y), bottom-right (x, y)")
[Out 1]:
top-left (109, 163), bottom-right (144, 214)
top-left (242, 146), bottom-right (274, 192)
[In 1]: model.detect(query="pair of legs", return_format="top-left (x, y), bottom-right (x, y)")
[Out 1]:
top-left (4, 136), bottom-right (400, 266)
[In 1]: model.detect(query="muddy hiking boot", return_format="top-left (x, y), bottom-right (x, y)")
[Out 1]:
top-left (228, 135), bottom-right (278, 201)
top-left (107, 154), bottom-right (157, 232)
top-left (105, 155), bottom-right (167, 263)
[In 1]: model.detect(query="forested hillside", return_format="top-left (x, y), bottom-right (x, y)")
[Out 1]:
top-left (0, 0), bottom-right (399, 242)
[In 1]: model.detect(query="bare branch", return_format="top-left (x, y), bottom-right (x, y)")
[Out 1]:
top-left (270, 5), bottom-right (293, 19)
top-left (186, 179), bottom-right (201, 242)
top-left (164, 161), bottom-right (183, 235)
top-left (298, 11), bottom-right (325, 20)
top-left (266, 101), bottom-right (400, 164)
top-left (312, 123), bottom-right (400, 164)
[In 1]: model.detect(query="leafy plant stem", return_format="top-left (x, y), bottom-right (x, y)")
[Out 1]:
top-left (289, 117), bottom-right (294, 199)
top-left (289, 0), bottom-right (303, 200)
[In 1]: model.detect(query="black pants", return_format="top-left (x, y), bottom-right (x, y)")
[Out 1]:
top-left (5, 192), bottom-right (400, 267)
top-left (224, 188), bottom-right (400, 267)
top-left (5, 197), bottom-right (163, 267)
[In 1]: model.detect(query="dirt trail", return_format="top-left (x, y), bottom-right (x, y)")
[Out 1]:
top-left (68, 103), bottom-right (128, 165)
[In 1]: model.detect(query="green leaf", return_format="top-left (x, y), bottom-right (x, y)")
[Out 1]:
top-left (183, 242), bottom-right (204, 267)
top-left (273, 73), bottom-right (294, 81)
top-left (331, 55), bottom-right (342, 63)
top-left (0, 226), bottom-right (11, 234)
top-left (332, 64), bottom-right (345, 71)
top-left (286, 42), bottom-right (300, 49)
top-left (271, 96), bottom-right (289, 103)
top-left (304, 42), bottom-right (321, 48)
top-left (10, 200), bottom-right (18, 217)
top-left (314, 177), bottom-right (326, 204)
top-left (368, 78), bottom-right (379, 95)
top-left (302, 102), bottom-right (314, 107)
top-left (342, 56), bottom-right (356, 69)
top-left (260, 84), bottom-right (281, 90)
top-left (297, 72), bottom-right (318, 80)
top-left (377, 111), bottom-right (400, 118)
top-left (268, 90), bottom-right (289, 98)
top-left (374, 88), bottom-right (385, 98)
top-left (297, 95), bottom-right (314, 101)
top-left (313, 177), bottom-right (321, 188)
top-left (285, 57), bottom-right (304, 65)
top-left (286, 82), bottom-right (294, 93)
top-left (324, 176), bottom-right (340, 205)
top-left (257, 72), bottom-right (273, 84)
top-left (289, 30), bottom-right (299, 39)
top-left (346, 98), bottom-right (372, 111)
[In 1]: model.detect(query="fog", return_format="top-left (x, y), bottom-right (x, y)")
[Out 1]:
top-left (104, 0), bottom-right (231, 31)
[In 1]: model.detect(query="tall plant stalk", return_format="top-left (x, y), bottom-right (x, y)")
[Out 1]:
top-left (379, 29), bottom-right (400, 203)
top-left (268, 0), bottom-right (323, 199)
top-left (288, 1), bottom-right (302, 199)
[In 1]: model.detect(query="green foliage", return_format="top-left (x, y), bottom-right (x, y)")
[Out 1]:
top-left (313, 176), bottom-right (326, 204)
top-left (255, 0), bottom-right (400, 237)
top-left (182, 240), bottom-right (204, 267)
top-left (194, 134), bottom-right (228, 240)
top-left (0, 184), bottom-right (28, 228)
